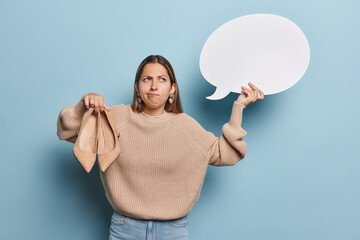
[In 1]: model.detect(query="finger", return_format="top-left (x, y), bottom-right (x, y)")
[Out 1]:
top-left (250, 90), bottom-right (256, 102)
top-left (241, 89), bottom-right (251, 99)
top-left (241, 86), bottom-right (253, 99)
top-left (94, 97), bottom-right (100, 112)
top-left (241, 90), bottom-right (248, 97)
top-left (241, 86), bottom-right (252, 92)
top-left (251, 90), bottom-right (257, 102)
top-left (243, 87), bottom-right (255, 102)
top-left (248, 82), bottom-right (259, 91)
top-left (89, 97), bottom-right (95, 109)
top-left (99, 96), bottom-right (104, 112)
top-left (250, 84), bottom-right (259, 100)
top-left (258, 90), bottom-right (265, 100)
top-left (249, 83), bottom-right (260, 101)
top-left (104, 103), bottom-right (111, 111)
top-left (241, 90), bottom-right (254, 104)
top-left (84, 96), bottom-right (90, 109)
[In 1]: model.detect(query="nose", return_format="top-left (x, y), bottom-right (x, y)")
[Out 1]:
top-left (151, 80), bottom-right (158, 90)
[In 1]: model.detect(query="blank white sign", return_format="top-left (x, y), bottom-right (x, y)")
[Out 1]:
top-left (200, 14), bottom-right (311, 100)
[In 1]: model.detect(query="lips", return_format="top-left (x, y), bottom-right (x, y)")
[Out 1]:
top-left (147, 94), bottom-right (159, 96)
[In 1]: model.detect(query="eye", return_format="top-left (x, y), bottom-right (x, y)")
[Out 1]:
top-left (143, 78), bottom-right (149, 81)
top-left (160, 78), bottom-right (166, 82)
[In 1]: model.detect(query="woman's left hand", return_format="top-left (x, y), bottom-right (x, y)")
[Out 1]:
top-left (236, 82), bottom-right (264, 107)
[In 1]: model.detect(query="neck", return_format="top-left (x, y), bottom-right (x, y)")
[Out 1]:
top-left (142, 108), bottom-right (165, 116)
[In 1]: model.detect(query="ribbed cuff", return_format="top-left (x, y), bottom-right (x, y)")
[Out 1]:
top-left (222, 122), bottom-right (247, 140)
top-left (229, 100), bottom-right (246, 127)
top-left (73, 101), bottom-right (89, 118)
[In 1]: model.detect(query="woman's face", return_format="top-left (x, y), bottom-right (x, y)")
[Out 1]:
top-left (135, 63), bottom-right (176, 113)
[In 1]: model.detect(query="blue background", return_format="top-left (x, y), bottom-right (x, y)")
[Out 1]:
top-left (1, 0), bottom-right (359, 239)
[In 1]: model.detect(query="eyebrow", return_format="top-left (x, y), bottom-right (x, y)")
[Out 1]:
top-left (142, 75), bottom-right (168, 78)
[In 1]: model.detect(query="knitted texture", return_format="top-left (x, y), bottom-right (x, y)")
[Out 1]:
top-left (57, 101), bottom-right (247, 220)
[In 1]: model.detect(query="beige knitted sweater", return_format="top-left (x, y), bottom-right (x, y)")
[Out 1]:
top-left (57, 101), bottom-right (247, 220)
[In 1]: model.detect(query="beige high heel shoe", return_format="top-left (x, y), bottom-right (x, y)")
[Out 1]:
top-left (97, 109), bottom-right (121, 172)
top-left (73, 108), bottom-right (98, 173)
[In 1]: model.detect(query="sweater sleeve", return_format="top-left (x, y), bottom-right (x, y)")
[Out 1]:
top-left (56, 100), bottom-right (89, 143)
top-left (207, 101), bottom-right (247, 166)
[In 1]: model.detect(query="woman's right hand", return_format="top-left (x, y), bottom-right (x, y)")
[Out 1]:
top-left (82, 92), bottom-right (111, 113)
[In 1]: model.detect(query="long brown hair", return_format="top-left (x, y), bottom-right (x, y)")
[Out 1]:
top-left (131, 55), bottom-right (183, 113)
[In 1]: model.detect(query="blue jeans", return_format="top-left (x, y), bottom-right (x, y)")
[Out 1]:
top-left (108, 211), bottom-right (190, 240)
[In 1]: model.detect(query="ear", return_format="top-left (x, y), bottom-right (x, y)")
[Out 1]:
top-left (170, 83), bottom-right (176, 95)
top-left (135, 83), bottom-right (139, 94)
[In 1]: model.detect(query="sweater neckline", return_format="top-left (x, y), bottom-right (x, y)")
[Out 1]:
top-left (133, 109), bottom-right (173, 123)
top-left (141, 110), bottom-right (167, 118)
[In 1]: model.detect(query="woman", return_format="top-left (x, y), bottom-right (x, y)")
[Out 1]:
top-left (57, 55), bottom-right (264, 240)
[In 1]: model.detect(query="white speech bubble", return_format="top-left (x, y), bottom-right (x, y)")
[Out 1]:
top-left (199, 14), bottom-right (310, 99)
